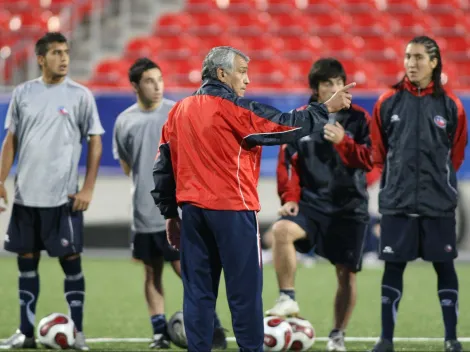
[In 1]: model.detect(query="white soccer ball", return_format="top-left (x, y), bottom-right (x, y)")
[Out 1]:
top-left (286, 317), bottom-right (315, 351)
top-left (167, 311), bottom-right (187, 349)
top-left (37, 313), bottom-right (76, 349)
top-left (263, 316), bottom-right (293, 351)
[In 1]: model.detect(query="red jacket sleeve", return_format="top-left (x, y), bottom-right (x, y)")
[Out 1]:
top-left (366, 166), bottom-right (382, 186)
top-left (277, 145), bottom-right (301, 204)
top-left (333, 105), bottom-right (373, 171)
top-left (370, 90), bottom-right (395, 175)
top-left (447, 92), bottom-right (468, 171)
top-left (151, 117), bottom-right (178, 219)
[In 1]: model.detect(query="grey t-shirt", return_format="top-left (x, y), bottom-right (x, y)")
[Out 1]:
top-left (5, 77), bottom-right (105, 207)
top-left (113, 99), bottom-right (175, 233)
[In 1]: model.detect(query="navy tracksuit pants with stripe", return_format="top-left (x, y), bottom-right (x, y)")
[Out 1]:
top-left (180, 204), bottom-right (264, 352)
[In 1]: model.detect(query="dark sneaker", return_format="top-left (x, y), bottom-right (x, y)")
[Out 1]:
top-left (445, 340), bottom-right (463, 352)
top-left (212, 327), bottom-right (228, 350)
top-left (369, 338), bottom-right (394, 352)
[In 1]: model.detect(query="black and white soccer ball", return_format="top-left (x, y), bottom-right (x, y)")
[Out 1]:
top-left (37, 313), bottom-right (76, 349)
top-left (167, 311), bottom-right (187, 348)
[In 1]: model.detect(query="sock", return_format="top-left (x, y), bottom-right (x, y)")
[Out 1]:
top-left (280, 289), bottom-right (296, 301)
top-left (18, 256), bottom-right (40, 338)
top-left (433, 261), bottom-right (459, 341)
top-left (150, 314), bottom-right (167, 335)
top-left (214, 312), bottom-right (222, 329)
top-left (60, 257), bottom-right (85, 332)
top-left (380, 261), bottom-right (406, 341)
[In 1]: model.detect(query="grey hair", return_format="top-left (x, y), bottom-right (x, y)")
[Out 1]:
top-left (201, 46), bottom-right (250, 81)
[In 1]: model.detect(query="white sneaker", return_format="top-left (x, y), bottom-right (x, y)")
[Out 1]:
top-left (73, 332), bottom-right (90, 351)
top-left (0, 330), bottom-right (36, 349)
top-left (265, 293), bottom-right (300, 317)
top-left (327, 330), bottom-right (346, 351)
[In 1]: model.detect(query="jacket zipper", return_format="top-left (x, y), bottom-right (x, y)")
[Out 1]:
top-left (415, 88), bottom-right (421, 212)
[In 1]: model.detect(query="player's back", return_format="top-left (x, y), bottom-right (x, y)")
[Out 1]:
top-left (6, 77), bottom-right (103, 207)
top-left (114, 99), bottom-right (175, 232)
top-left (168, 92), bottom-right (262, 211)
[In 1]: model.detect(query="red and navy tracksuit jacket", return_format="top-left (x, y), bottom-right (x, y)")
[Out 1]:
top-left (371, 77), bottom-right (468, 217)
top-left (151, 79), bottom-right (331, 217)
top-left (277, 104), bottom-right (374, 221)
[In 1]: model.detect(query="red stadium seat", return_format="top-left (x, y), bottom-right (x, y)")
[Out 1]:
top-left (321, 35), bottom-right (358, 59)
top-left (340, 0), bottom-right (378, 13)
top-left (185, 0), bottom-right (218, 12)
top-left (157, 35), bottom-right (201, 60)
top-left (372, 59), bottom-right (405, 86)
top-left (154, 13), bottom-right (193, 37)
top-left (303, 0), bottom-right (340, 13)
top-left (431, 12), bottom-right (470, 37)
top-left (263, 0), bottom-right (298, 13)
top-left (158, 60), bottom-right (202, 89)
top-left (218, 0), bottom-right (260, 12)
top-left (92, 58), bottom-right (130, 87)
top-left (280, 35), bottom-right (323, 61)
top-left (380, 0), bottom-right (420, 13)
top-left (242, 35), bottom-right (284, 59)
top-left (229, 12), bottom-right (271, 36)
top-left (247, 59), bottom-right (291, 89)
top-left (309, 12), bottom-right (352, 36)
top-left (350, 12), bottom-right (393, 35)
top-left (390, 13), bottom-right (434, 36)
top-left (437, 37), bottom-right (470, 62)
top-left (124, 36), bottom-right (163, 61)
top-left (352, 35), bottom-right (403, 60)
top-left (189, 11), bottom-right (232, 35)
top-left (196, 34), bottom-right (245, 56)
top-left (420, 0), bottom-right (463, 13)
top-left (269, 12), bottom-right (312, 36)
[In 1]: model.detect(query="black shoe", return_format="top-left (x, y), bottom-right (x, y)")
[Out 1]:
top-left (369, 338), bottom-right (394, 352)
top-left (149, 334), bottom-right (171, 349)
top-left (212, 327), bottom-right (228, 350)
top-left (445, 340), bottom-right (463, 352)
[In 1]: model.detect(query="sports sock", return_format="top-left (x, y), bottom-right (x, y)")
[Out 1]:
top-left (280, 289), bottom-right (296, 301)
top-left (18, 256), bottom-right (40, 338)
top-left (60, 256), bottom-right (85, 332)
top-left (433, 261), bottom-right (459, 341)
top-left (380, 261), bottom-right (407, 341)
top-left (214, 312), bottom-right (222, 329)
top-left (150, 314), bottom-right (167, 335)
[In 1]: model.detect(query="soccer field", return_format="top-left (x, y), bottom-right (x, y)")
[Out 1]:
top-left (0, 254), bottom-right (469, 351)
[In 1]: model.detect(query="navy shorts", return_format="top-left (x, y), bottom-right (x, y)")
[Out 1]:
top-left (132, 231), bottom-right (180, 264)
top-left (281, 206), bottom-right (368, 272)
top-left (5, 202), bottom-right (83, 257)
top-left (379, 215), bottom-right (457, 262)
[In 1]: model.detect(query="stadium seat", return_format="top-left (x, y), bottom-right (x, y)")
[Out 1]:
top-left (303, 0), bottom-right (340, 13)
top-left (431, 13), bottom-right (470, 37)
top-left (269, 12), bottom-right (312, 37)
top-left (157, 35), bottom-right (201, 60)
top-left (437, 37), bottom-right (470, 62)
top-left (229, 12), bottom-right (271, 36)
top-left (159, 60), bottom-right (202, 89)
top-left (263, 0), bottom-right (298, 13)
top-left (350, 12), bottom-right (393, 35)
top-left (419, 0), bottom-right (463, 13)
top-left (242, 35), bottom-right (284, 59)
top-left (309, 12), bottom-right (352, 36)
top-left (372, 59), bottom-right (405, 86)
top-left (196, 34), bottom-right (245, 56)
top-left (189, 11), bottom-right (232, 36)
top-left (247, 59), bottom-right (291, 89)
top-left (321, 35), bottom-right (358, 59)
top-left (390, 13), bottom-right (434, 36)
top-left (340, 0), bottom-right (378, 13)
top-left (352, 35), bottom-right (403, 60)
top-left (218, 0), bottom-right (259, 12)
top-left (380, 0), bottom-right (421, 13)
top-left (154, 13), bottom-right (193, 37)
top-left (281, 35), bottom-right (323, 61)
top-left (92, 58), bottom-right (130, 87)
top-left (124, 36), bottom-right (163, 61)
top-left (185, 0), bottom-right (218, 12)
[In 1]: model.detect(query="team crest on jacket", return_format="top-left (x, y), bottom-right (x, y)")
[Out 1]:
top-left (434, 115), bottom-right (447, 129)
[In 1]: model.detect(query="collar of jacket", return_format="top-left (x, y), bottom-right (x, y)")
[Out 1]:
top-left (197, 79), bottom-right (235, 95)
top-left (402, 76), bottom-right (434, 96)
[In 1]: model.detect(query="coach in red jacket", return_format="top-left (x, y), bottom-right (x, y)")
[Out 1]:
top-left (151, 46), bottom-right (354, 352)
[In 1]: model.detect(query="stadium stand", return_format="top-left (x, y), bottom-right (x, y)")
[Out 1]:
top-left (1, 0), bottom-right (470, 90)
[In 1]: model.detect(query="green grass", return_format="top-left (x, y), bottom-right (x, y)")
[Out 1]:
top-left (0, 255), bottom-right (469, 351)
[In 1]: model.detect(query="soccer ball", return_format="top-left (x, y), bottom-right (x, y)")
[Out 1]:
top-left (37, 313), bottom-right (76, 349)
top-left (167, 311), bottom-right (187, 348)
top-left (286, 317), bottom-right (315, 351)
top-left (263, 316), bottom-right (293, 351)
